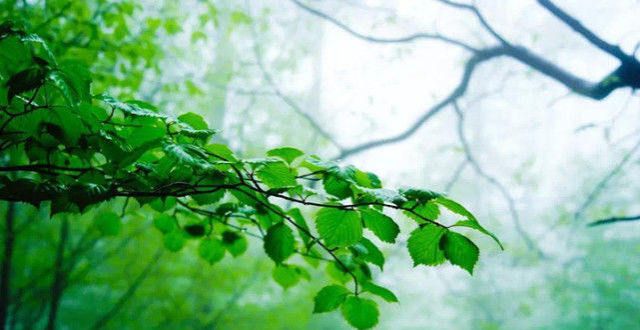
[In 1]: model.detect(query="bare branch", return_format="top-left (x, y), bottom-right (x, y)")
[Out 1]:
top-left (574, 137), bottom-right (640, 221)
top-left (335, 47), bottom-right (506, 159)
top-left (537, 0), bottom-right (631, 62)
top-left (453, 102), bottom-right (543, 257)
top-left (291, 0), bottom-right (478, 52)
top-left (589, 214), bottom-right (640, 227)
top-left (435, 0), bottom-right (511, 45)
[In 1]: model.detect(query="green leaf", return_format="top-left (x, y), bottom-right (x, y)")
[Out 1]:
top-left (205, 143), bottom-right (237, 162)
top-left (315, 208), bottom-right (362, 248)
top-left (47, 70), bottom-right (79, 106)
top-left (222, 231), bottom-right (248, 257)
top-left (164, 231), bottom-right (187, 252)
top-left (153, 214), bottom-right (176, 234)
top-left (272, 264), bottom-right (303, 289)
top-left (288, 208), bottom-right (312, 248)
top-left (357, 238), bottom-right (385, 270)
top-left (452, 220), bottom-right (503, 250)
top-left (6, 66), bottom-right (45, 101)
top-left (400, 188), bottom-right (441, 204)
top-left (403, 202), bottom-right (440, 223)
top-left (95, 211), bottom-right (121, 236)
top-left (264, 222), bottom-right (295, 264)
top-left (198, 238), bottom-right (225, 264)
top-left (362, 281), bottom-right (398, 302)
top-left (163, 142), bottom-right (211, 169)
top-left (341, 296), bottom-right (379, 329)
top-left (360, 208), bottom-right (399, 243)
top-left (267, 147), bottom-right (304, 164)
top-left (407, 224), bottom-right (447, 266)
top-left (323, 166), bottom-right (355, 199)
top-left (184, 224), bottom-right (205, 237)
top-left (440, 231), bottom-right (480, 274)
top-left (96, 94), bottom-right (165, 118)
top-left (434, 196), bottom-right (477, 221)
top-left (313, 285), bottom-right (350, 313)
top-left (255, 161), bottom-right (297, 189)
top-left (177, 112), bottom-right (208, 130)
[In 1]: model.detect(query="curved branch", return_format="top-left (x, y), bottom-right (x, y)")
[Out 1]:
top-left (537, 0), bottom-right (631, 62)
top-left (336, 47), bottom-right (507, 159)
top-left (291, 0), bottom-right (478, 52)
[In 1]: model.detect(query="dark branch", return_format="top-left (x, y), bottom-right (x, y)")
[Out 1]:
top-left (589, 214), bottom-right (640, 227)
top-left (537, 0), bottom-right (631, 63)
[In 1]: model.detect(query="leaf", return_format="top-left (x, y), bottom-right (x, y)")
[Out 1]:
top-left (357, 238), bottom-right (385, 270)
top-left (264, 222), bottom-right (295, 264)
top-left (184, 224), bottom-right (205, 237)
top-left (163, 142), bottom-right (211, 169)
top-left (198, 238), bottom-right (225, 264)
top-left (164, 231), bottom-right (187, 252)
top-left (267, 147), bottom-right (304, 164)
top-left (362, 281), bottom-right (398, 303)
top-left (6, 66), bottom-right (45, 101)
top-left (272, 264), bottom-right (301, 289)
top-left (315, 208), bottom-right (362, 248)
top-left (322, 166), bottom-right (355, 199)
top-left (205, 143), bottom-right (237, 162)
top-left (360, 208), bottom-right (399, 243)
top-left (452, 220), bottom-right (503, 250)
top-left (96, 94), bottom-right (165, 118)
top-left (400, 188), bottom-right (441, 204)
top-left (95, 211), bottom-right (121, 236)
top-left (341, 296), bottom-right (379, 329)
top-left (47, 70), bottom-right (79, 106)
top-left (153, 214), bottom-right (176, 234)
top-left (313, 285), bottom-right (350, 313)
top-left (255, 161), bottom-right (297, 189)
top-left (403, 202), bottom-right (440, 223)
top-left (407, 224), bottom-right (447, 266)
top-left (434, 196), bottom-right (477, 221)
top-left (440, 231), bottom-right (479, 274)
top-left (288, 208), bottom-right (312, 248)
top-left (222, 231), bottom-right (248, 257)
top-left (177, 112), bottom-right (208, 130)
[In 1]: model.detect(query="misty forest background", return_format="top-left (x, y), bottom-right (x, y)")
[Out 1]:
top-left (1, 0), bottom-right (640, 329)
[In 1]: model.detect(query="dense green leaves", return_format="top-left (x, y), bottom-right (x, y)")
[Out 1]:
top-left (407, 224), bottom-right (447, 266)
top-left (0, 22), bottom-right (500, 330)
top-left (440, 231), bottom-right (480, 274)
top-left (315, 208), bottom-right (362, 248)
top-left (341, 296), bottom-right (379, 329)
top-left (264, 222), bottom-right (295, 264)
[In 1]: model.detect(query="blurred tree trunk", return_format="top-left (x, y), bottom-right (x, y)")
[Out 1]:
top-left (46, 216), bottom-right (69, 330)
top-left (0, 202), bottom-right (16, 329)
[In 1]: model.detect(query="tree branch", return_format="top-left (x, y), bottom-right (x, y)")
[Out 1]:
top-left (589, 214), bottom-right (640, 227)
top-left (291, 0), bottom-right (478, 52)
top-left (537, 0), bottom-right (631, 62)
top-left (336, 47), bottom-right (507, 159)
top-left (453, 102), bottom-right (543, 257)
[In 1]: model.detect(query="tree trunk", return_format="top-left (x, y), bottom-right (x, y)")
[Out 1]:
top-left (46, 216), bottom-right (69, 330)
top-left (0, 202), bottom-right (16, 329)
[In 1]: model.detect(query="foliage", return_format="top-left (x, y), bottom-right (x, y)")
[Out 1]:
top-left (0, 18), bottom-right (500, 330)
